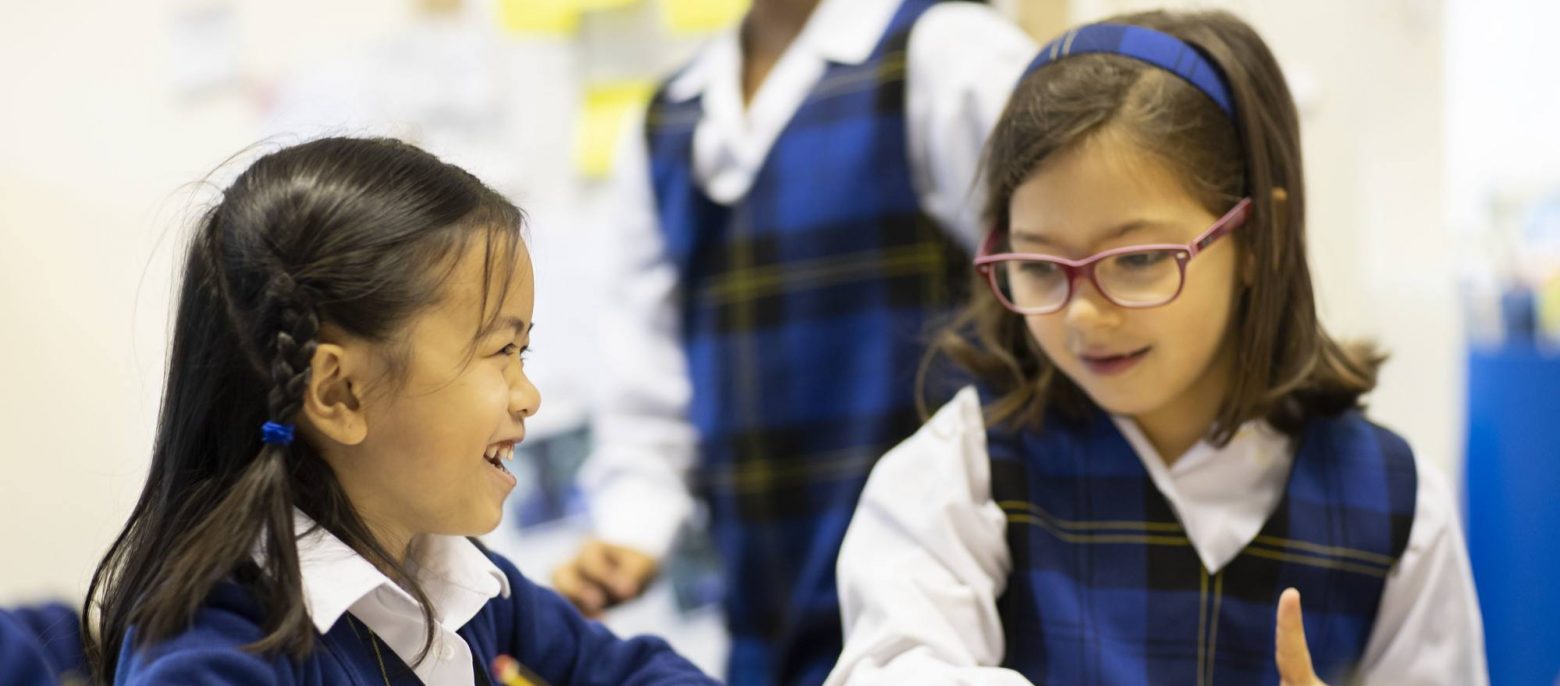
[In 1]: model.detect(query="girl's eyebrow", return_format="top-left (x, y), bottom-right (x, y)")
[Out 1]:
top-left (478, 316), bottom-right (534, 338)
top-left (1012, 219), bottom-right (1176, 247)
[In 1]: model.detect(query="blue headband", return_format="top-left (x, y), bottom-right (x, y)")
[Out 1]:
top-left (1026, 24), bottom-right (1234, 118)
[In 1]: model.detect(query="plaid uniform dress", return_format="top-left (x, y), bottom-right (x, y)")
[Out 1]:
top-left (986, 406), bottom-right (1417, 685)
top-left (643, 1), bottom-right (967, 683)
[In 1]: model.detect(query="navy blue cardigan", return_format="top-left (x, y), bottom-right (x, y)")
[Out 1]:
top-left (116, 551), bottom-right (718, 685)
top-left (1, 602), bottom-right (86, 685)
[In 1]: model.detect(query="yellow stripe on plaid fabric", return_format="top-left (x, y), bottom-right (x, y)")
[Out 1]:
top-left (1205, 572), bottom-right (1223, 686)
top-left (998, 500), bottom-right (1396, 571)
top-left (1004, 513), bottom-right (1191, 546)
top-left (1251, 534), bottom-right (1398, 567)
top-left (1196, 567), bottom-right (1208, 686)
top-left (697, 244), bottom-right (951, 305)
top-left (704, 447), bottom-right (880, 493)
top-left (998, 500), bottom-right (1186, 532)
top-left (810, 54), bottom-right (908, 100)
top-left (1241, 545), bottom-right (1391, 578)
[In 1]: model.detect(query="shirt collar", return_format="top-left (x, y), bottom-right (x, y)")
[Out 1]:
top-left (1109, 418), bottom-right (1288, 477)
top-left (1109, 416), bottom-right (1293, 573)
top-left (287, 510), bottom-right (510, 635)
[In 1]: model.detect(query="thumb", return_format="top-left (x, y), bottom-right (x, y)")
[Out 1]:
top-left (1275, 588), bottom-right (1321, 685)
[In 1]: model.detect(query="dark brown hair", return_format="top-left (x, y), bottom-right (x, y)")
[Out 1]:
top-left (84, 137), bottom-right (526, 681)
top-left (923, 9), bottom-right (1381, 444)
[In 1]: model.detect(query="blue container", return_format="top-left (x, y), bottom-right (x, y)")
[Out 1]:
top-left (1465, 345), bottom-right (1560, 685)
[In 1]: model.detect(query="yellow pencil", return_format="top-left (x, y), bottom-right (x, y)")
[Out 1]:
top-left (491, 655), bottom-right (540, 686)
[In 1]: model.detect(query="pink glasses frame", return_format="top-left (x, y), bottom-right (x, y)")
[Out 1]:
top-left (973, 197), bottom-right (1253, 315)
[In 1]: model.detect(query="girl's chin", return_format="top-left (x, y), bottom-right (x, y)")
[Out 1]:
top-left (1077, 384), bottom-right (1168, 418)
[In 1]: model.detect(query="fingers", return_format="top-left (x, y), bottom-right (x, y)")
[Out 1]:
top-left (1275, 588), bottom-right (1321, 686)
top-left (577, 539), bottom-right (624, 592)
top-left (551, 540), bottom-right (660, 618)
top-left (551, 558), bottom-right (607, 618)
top-left (607, 545), bottom-right (660, 598)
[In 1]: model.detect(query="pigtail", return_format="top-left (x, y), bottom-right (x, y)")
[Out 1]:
top-left (246, 272), bottom-right (319, 653)
top-left (123, 222), bottom-right (319, 657)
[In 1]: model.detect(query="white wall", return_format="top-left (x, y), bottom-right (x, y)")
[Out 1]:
top-left (0, 0), bottom-right (411, 604)
top-left (1445, 0), bottom-right (1560, 279)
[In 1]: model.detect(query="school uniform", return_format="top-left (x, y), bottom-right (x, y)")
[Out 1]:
top-left (1, 602), bottom-right (84, 686)
top-left (826, 387), bottom-right (1488, 685)
top-left (580, 1), bottom-right (1034, 683)
top-left (116, 511), bottom-right (717, 685)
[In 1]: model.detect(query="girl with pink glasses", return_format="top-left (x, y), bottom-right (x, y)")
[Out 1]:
top-left (826, 10), bottom-right (1485, 686)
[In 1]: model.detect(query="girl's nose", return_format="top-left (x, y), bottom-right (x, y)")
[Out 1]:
top-left (1063, 276), bottom-right (1120, 331)
top-left (507, 364), bottom-right (541, 419)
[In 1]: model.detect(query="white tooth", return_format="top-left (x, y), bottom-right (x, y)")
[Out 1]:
top-left (504, 445), bottom-right (515, 462)
top-left (485, 445), bottom-right (496, 460)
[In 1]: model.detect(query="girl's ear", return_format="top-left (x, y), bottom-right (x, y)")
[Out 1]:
top-left (301, 340), bottom-right (369, 446)
top-left (1243, 187), bottom-right (1290, 286)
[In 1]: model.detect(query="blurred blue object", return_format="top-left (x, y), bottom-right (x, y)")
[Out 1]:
top-left (1465, 345), bottom-right (1560, 685)
top-left (0, 601), bottom-right (86, 685)
top-left (1501, 287), bottom-right (1538, 343)
top-left (506, 426), bottom-right (591, 529)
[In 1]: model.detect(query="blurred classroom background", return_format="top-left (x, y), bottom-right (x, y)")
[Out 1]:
top-left (1, 0), bottom-right (1556, 682)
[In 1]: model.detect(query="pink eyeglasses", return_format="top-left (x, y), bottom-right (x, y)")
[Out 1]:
top-left (974, 198), bottom-right (1252, 315)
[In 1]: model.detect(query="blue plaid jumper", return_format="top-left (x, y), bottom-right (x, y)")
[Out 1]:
top-left (986, 406), bottom-right (1417, 685)
top-left (643, 1), bottom-right (966, 683)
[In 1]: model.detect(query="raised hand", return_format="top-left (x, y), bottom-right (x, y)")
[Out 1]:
top-left (1275, 588), bottom-right (1329, 686)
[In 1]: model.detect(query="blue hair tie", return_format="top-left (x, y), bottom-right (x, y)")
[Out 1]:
top-left (261, 421), bottom-right (295, 446)
top-left (1027, 23), bottom-right (1234, 118)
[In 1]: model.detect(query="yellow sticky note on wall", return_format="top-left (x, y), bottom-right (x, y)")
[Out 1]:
top-left (576, 80), bottom-right (657, 179)
top-left (498, 0), bottom-right (582, 35)
top-left (1539, 273), bottom-right (1560, 344)
top-left (657, 0), bottom-right (748, 34)
top-left (577, 0), bottom-right (639, 10)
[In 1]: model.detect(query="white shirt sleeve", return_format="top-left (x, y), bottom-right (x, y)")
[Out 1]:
top-left (825, 388), bottom-right (1033, 686)
top-left (1352, 460), bottom-right (1489, 685)
top-left (576, 106), bottom-right (699, 560)
top-left (904, 4), bottom-right (1037, 253)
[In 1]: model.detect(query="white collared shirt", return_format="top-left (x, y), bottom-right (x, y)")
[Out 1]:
top-left (581, 0), bottom-right (1037, 559)
top-left (1110, 414), bottom-right (1296, 573)
top-left (825, 387), bottom-right (1488, 685)
top-left (290, 511), bottom-right (510, 685)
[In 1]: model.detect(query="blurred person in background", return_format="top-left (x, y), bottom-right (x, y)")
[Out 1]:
top-left (551, 0), bottom-right (1035, 684)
